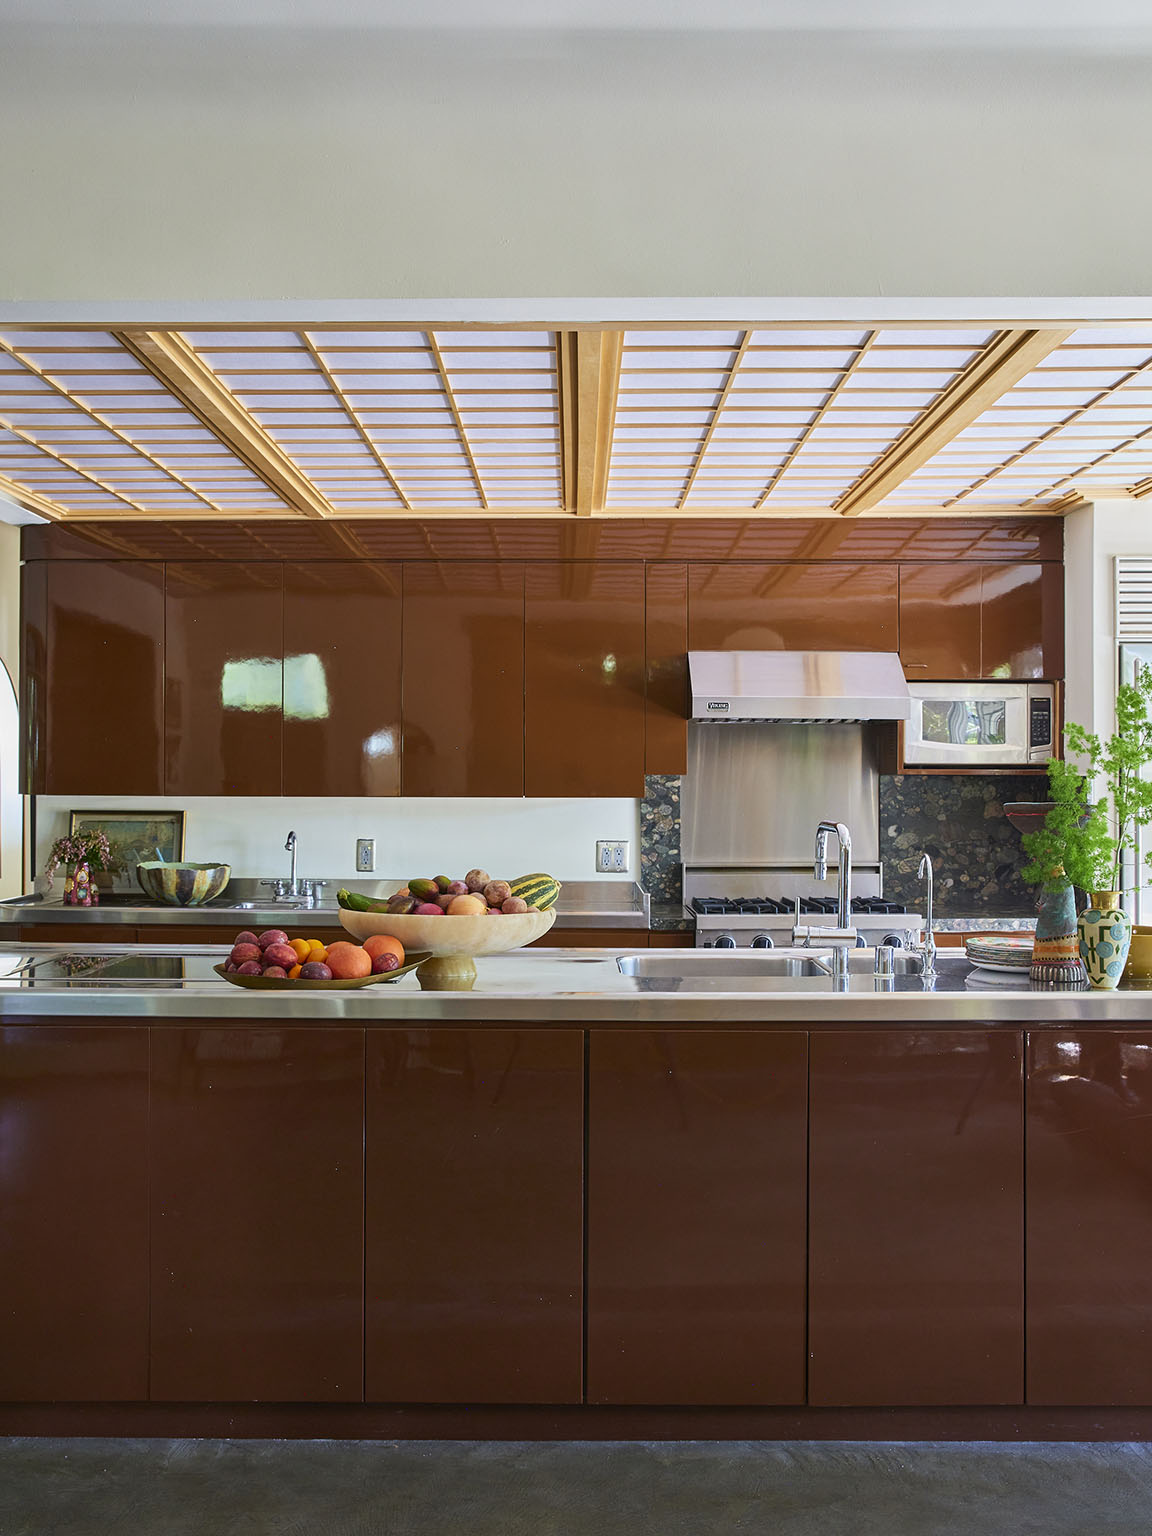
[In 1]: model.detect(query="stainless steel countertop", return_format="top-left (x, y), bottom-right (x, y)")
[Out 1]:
top-left (0, 879), bottom-right (651, 930)
top-left (0, 942), bottom-right (1148, 1024)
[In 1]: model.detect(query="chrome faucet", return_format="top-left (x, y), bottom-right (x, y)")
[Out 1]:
top-left (285, 830), bottom-right (298, 897)
top-left (814, 820), bottom-right (853, 930)
top-left (915, 853), bottom-right (937, 978)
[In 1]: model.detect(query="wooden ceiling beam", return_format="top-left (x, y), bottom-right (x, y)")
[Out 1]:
top-left (833, 329), bottom-right (1074, 517)
top-left (557, 330), bottom-right (624, 515)
top-left (0, 474), bottom-right (64, 520)
top-left (112, 330), bottom-right (334, 519)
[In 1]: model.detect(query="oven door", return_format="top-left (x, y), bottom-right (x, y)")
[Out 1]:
top-left (903, 682), bottom-right (1047, 766)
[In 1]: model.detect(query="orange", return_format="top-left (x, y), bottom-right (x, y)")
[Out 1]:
top-left (288, 963), bottom-right (303, 979)
top-left (307, 940), bottom-right (328, 962)
top-left (325, 941), bottom-right (372, 980)
top-left (290, 938), bottom-right (311, 962)
top-left (364, 933), bottom-right (405, 966)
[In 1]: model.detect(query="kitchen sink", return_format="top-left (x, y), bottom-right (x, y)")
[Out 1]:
top-left (617, 948), bottom-right (926, 979)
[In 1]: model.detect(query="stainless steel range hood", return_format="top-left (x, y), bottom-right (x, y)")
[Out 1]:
top-left (688, 651), bottom-right (912, 723)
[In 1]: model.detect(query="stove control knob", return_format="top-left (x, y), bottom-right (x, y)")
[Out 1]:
top-left (713, 933), bottom-right (737, 949)
top-left (751, 933), bottom-right (774, 949)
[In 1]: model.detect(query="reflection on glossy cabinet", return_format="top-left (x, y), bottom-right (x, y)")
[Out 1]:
top-left (646, 563), bottom-right (688, 774)
top-left (149, 1027), bottom-right (364, 1402)
top-left (284, 563), bottom-right (401, 796)
top-left (43, 561), bottom-right (166, 793)
top-left (587, 1029), bottom-right (808, 1405)
top-left (20, 560), bottom-right (46, 793)
top-left (402, 563), bottom-right (524, 796)
top-left (165, 563), bottom-right (283, 795)
top-left (1028, 1031), bottom-right (1152, 1404)
top-left (982, 563), bottom-right (1063, 680)
top-left (809, 1030), bottom-right (1024, 1406)
top-left (365, 1028), bottom-right (583, 1403)
top-left (899, 563), bottom-right (983, 680)
top-left (525, 562), bottom-right (646, 797)
top-left (688, 563), bottom-right (899, 652)
top-left (0, 1026), bottom-right (149, 1401)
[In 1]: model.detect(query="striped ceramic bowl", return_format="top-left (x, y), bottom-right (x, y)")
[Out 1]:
top-left (136, 861), bottom-right (231, 907)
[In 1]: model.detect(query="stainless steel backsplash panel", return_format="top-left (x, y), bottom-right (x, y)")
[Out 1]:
top-left (681, 722), bottom-right (880, 866)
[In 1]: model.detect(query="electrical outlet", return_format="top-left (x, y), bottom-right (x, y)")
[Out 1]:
top-left (596, 840), bottom-right (630, 873)
top-left (356, 838), bottom-right (375, 873)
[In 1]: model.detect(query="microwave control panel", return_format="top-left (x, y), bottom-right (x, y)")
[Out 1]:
top-left (1029, 695), bottom-right (1053, 749)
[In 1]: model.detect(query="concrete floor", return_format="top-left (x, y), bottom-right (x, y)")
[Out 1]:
top-left (2, 1438), bottom-right (1152, 1535)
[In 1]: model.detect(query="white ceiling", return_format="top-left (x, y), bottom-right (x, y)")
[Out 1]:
top-left (1, 0), bottom-right (1150, 27)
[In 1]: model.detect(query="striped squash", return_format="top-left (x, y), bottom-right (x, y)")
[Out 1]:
top-left (509, 873), bottom-right (561, 911)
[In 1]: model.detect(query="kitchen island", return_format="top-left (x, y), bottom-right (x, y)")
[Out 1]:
top-left (3, 940), bottom-right (1152, 1440)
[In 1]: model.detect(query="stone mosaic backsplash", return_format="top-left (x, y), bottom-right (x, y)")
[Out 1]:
top-left (639, 769), bottom-right (1044, 922)
top-left (879, 774), bottom-right (1044, 918)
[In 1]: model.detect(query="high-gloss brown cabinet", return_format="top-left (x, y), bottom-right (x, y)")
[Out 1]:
top-left (28, 560), bottom-right (166, 794)
top-left (365, 1028), bottom-right (583, 1403)
top-left (1027, 1031), bottom-right (1152, 1405)
top-left (645, 563), bottom-right (688, 775)
top-left (525, 562), bottom-right (646, 797)
top-left (164, 563), bottom-right (284, 796)
top-left (402, 563), bottom-right (525, 796)
top-left (149, 1027), bottom-right (364, 1402)
top-left (809, 1030), bottom-right (1024, 1406)
top-left (899, 562), bottom-right (1063, 680)
top-left (0, 1026), bottom-right (149, 1401)
top-left (284, 563), bottom-right (401, 796)
top-left (587, 1029), bottom-right (808, 1405)
top-left (688, 563), bottom-right (899, 653)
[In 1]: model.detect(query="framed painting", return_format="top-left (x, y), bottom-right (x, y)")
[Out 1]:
top-left (68, 809), bottom-right (186, 894)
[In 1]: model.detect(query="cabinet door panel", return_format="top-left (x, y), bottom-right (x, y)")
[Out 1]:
top-left (0, 1026), bottom-right (149, 1401)
top-left (402, 563), bottom-right (524, 796)
top-left (150, 1027), bottom-right (364, 1402)
top-left (587, 1029), bottom-right (808, 1405)
top-left (899, 563), bottom-right (983, 680)
top-left (44, 561), bottom-right (165, 794)
top-left (525, 562), bottom-right (645, 797)
top-left (20, 561), bottom-right (46, 794)
top-left (1028, 1031), bottom-right (1152, 1404)
top-left (284, 563), bottom-right (401, 796)
top-left (981, 562), bottom-right (1063, 680)
top-left (165, 563), bottom-right (283, 795)
top-left (809, 1030), bottom-right (1024, 1406)
top-left (645, 563), bottom-right (688, 775)
top-left (688, 563), bottom-right (898, 652)
top-left (366, 1028), bottom-right (583, 1403)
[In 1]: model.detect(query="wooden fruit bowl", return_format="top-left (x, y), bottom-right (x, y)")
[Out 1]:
top-left (338, 907), bottom-right (557, 989)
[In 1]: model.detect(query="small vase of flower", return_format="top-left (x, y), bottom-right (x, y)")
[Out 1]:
top-left (45, 829), bottom-right (119, 908)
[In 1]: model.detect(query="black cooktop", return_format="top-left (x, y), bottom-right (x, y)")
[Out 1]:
top-left (691, 896), bottom-right (911, 917)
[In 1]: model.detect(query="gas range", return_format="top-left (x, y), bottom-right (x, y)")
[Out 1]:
top-left (684, 867), bottom-right (922, 949)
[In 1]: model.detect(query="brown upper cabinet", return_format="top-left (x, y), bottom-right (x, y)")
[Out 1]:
top-left (402, 563), bottom-right (525, 797)
top-left (525, 562), bottom-right (646, 797)
top-left (688, 563), bottom-right (899, 653)
top-left (165, 563), bottom-right (283, 796)
top-left (899, 562), bottom-right (1063, 680)
top-left (284, 563), bottom-right (401, 797)
top-left (30, 560), bottom-right (165, 795)
top-left (645, 563), bottom-right (688, 776)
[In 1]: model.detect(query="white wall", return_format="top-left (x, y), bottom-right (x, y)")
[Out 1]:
top-left (0, 523), bottom-right (22, 899)
top-left (3, 23), bottom-right (1152, 299)
top-left (33, 793), bottom-right (640, 890)
top-left (1063, 498), bottom-right (1152, 741)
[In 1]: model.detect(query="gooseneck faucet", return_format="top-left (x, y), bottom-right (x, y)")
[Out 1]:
top-left (285, 830), bottom-right (298, 897)
top-left (917, 853), bottom-right (937, 977)
top-left (815, 820), bottom-right (853, 930)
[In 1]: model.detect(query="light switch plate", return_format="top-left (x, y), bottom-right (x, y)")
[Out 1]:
top-left (356, 838), bottom-right (375, 873)
top-left (596, 839), bottom-right (630, 873)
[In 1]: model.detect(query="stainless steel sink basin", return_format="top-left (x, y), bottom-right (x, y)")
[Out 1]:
top-left (617, 948), bottom-right (925, 979)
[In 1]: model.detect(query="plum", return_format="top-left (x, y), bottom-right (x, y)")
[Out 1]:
top-left (413, 902), bottom-right (444, 916)
top-left (299, 961), bottom-right (333, 980)
top-left (501, 896), bottom-right (529, 914)
top-left (233, 930), bottom-right (258, 947)
top-left (236, 960), bottom-right (263, 976)
top-left (484, 880), bottom-right (512, 906)
top-left (447, 880), bottom-right (469, 896)
top-left (465, 868), bottom-right (491, 894)
top-left (230, 942), bottom-right (261, 966)
top-left (263, 942), bottom-right (298, 970)
top-left (435, 893), bottom-right (455, 910)
top-left (262, 965), bottom-right (288, 979)
top-left (372, 951), bottom-right (402, 973)
top-left (223, 960), bottom-right (238, 973)
top-left (387, 894), bottom-right (417, 915)
top-left (257, 928), bottom-right (289, 950)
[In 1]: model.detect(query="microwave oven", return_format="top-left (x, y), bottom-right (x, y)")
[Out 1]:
top-left (903, 681), bottom-right (1056, 767)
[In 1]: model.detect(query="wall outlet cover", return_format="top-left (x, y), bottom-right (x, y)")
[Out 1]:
top-left (596, 839), bottom-right (630, 873)
top-left (356, 838), bottom-right (375, 873)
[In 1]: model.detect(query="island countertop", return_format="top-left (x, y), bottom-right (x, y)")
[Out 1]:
top-left (0, 941), bottom-right (1149, 1023)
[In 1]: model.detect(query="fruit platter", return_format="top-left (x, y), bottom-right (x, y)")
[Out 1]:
top-left (216, 927), bottom-right (428, 990)
top-left (337, 869), bottom-right (560, 989)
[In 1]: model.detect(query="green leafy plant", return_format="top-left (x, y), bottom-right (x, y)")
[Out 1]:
top-left (1022, 668), bottom-right (1152, 901)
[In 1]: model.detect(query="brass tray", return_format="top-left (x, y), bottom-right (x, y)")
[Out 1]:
top-left (214, 953), bottom-right (428, 990)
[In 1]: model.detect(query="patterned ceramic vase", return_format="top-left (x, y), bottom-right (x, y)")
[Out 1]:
top-left (63, 861), bottom-right (94, 907)
top-left (1078, 890), bottom-right (1132, 990)
top-left (1030, 868), bottom-right (1088, 985)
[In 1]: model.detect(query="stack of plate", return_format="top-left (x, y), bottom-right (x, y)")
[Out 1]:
top-left (964, 934), bottom-right (1034, 974)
